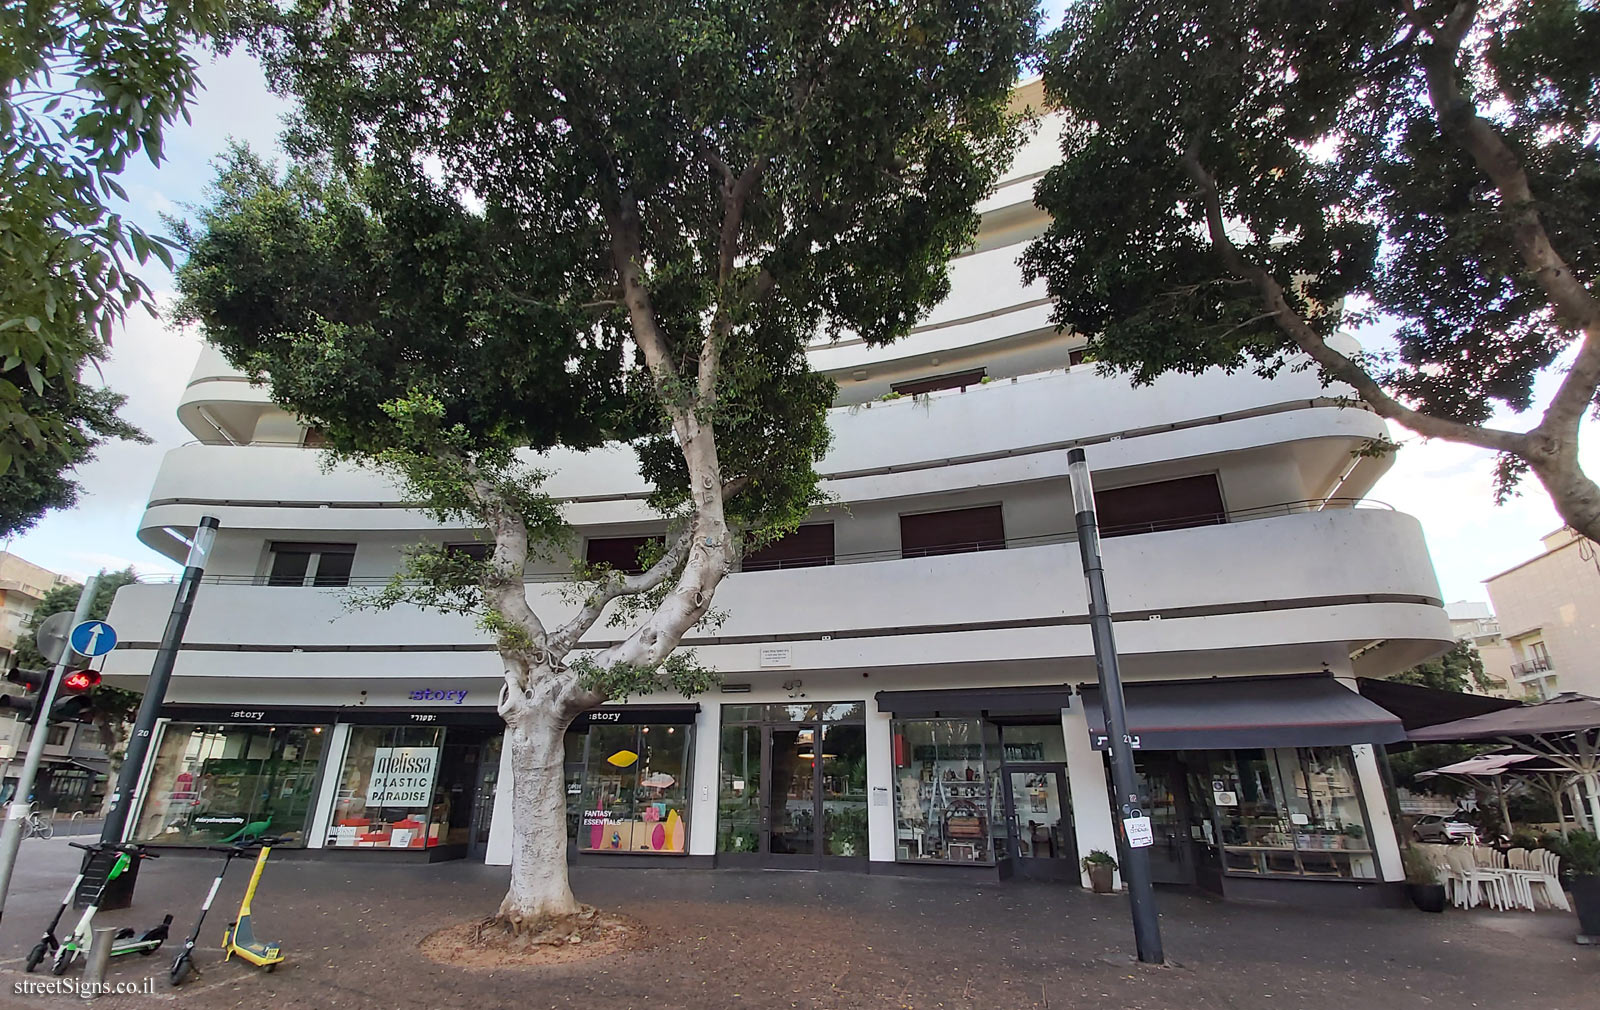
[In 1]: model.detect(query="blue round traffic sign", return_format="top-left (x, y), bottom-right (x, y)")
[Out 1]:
top-left (69, 620), bottom-right (118, 657)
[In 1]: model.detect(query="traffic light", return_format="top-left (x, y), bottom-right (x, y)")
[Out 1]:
top-left (51, 669), bottom-right (101, 724)
top-left (1, 666), bottom-right (54, 727)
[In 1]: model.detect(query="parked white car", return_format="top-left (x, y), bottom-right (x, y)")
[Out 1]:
top-left (1411, 814), bottom-right (1478, 844)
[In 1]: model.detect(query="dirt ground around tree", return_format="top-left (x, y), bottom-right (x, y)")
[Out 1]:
top-left (0, 836), bottom-right (1591, 1009)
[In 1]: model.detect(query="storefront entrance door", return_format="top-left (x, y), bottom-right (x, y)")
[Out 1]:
top-left (467, 735), bottom-right (502, 860)
top-left (1132, 754), bottom-right (1197, 885)
top-left (718, 703), bottom-right (868, 869)
top-left (1002, 764), bottom-right (1077, 877)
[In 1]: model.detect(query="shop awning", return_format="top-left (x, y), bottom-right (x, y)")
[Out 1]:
top-left (1078, 673), bottom-right (1406, 750)
top-left (570, 703), bottom-right (700, 727)
top-left (873, 685), bottom-right (1075, 719)
top-left (1355, 676), bottom-right (1521, 731)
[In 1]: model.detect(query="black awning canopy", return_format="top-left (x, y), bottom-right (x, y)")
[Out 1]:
top-left (1355, 676), bottom-right (1521, 731)
top-left (1079, 673), bottom-right (1406, 751)
top-left (874, 684), bottom-right (1075, 719)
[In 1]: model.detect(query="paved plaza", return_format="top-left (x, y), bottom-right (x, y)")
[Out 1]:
top-left (0, 836), bottom-right (1591, 1009)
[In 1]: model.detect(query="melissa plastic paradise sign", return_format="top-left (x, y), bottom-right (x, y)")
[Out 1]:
top-left (366, 746), bottom-right (439, 806)
top-left (1124, 814), bottom-right (1155, 848)
top-left (69, 620), bottom-right (117, 657)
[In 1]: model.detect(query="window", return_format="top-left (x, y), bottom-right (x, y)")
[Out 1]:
top-left (444, 542), bottom-right (491, 563)
top-left (742, 524), bottom-right (835, 571)
top-left (133, 723), bottom-right (327, 847)
top-left (1204, 747), bottom-right (1376, 879)
top-left (891, 369), bottom-right (985, 397)
top-left (301, 427), bottom-right (329, 448)
top-left (268, 543), bottom-right (357, 587)
top-left (1094, 474), bottom-right (1225, 537)
top-left (891, 718), bottom-right (995, 864)
top-left (577, 722), bottom-right (692, 853)
top-left (584, 535), bottom-right (664, 576)
top-left (900, 505), bottom-right (1005, 558)
top-left (1068, 347), bottom-right (1089, 367)
top-left (329, 726), bottom-right (445, 849)
top-left (45, 724), bottom-right (69, 747)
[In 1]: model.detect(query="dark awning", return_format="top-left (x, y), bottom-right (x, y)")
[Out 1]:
top-left (874, 685), bottom-right (1075, 719)
top-left (1079, 673), bottom-right (1406, 750)
top-left (1405, 692), bottom-right (1600, 742)
top-left (1355, 677), bottom-right (1521, 731)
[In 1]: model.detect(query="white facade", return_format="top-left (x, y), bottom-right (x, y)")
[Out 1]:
top-left (105, 83), bottom-right (1452, 899)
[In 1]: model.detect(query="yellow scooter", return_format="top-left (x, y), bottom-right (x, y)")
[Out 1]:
top-left (220, 835), bottom-right (286, 973)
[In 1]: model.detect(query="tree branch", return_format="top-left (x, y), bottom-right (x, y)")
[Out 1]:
top-left (549, 529), bottom-right (692, 657)
top-left (1178, 141), bottom-right (1528, 454)
top-left (1418, 1), bottom-right (1600, 442)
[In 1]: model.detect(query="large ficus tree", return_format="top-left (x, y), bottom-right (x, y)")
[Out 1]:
top-left (1024, 1), bottom-right (1600, 535)
top-left (184, 2), bottom-right (1037, 928)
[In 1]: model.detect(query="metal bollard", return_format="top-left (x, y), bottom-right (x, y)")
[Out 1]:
top-left (84, 925), bottom-right (118, 995)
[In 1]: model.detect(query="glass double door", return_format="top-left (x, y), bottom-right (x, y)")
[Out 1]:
top-left (718, 705), bottom-right (867, 868)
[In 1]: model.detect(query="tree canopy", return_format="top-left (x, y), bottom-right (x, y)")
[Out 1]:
top-left (1391, 640), bottom-right (1500, 695)
top-left (1, 0), bottom-right (223, 533)
top-left (188, 0), bottom-right (1038, 926)
top-left (1025, 0), bottom-right (1600, 536)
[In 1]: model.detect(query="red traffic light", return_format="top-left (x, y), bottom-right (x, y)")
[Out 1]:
top-left (60, 669), bottom-right (101, 693)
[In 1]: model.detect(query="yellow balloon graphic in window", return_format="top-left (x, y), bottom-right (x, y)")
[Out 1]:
top-left (606, 749), bottom-right (639, 768)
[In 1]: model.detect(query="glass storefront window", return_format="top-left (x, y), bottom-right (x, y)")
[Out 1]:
top-left (892, 718), bottom-right (993, 863)
top-left (821, 723), bottom-right (867, 856)
top-left (717, 723), bottom-right (762, 853)
top-left (135, 723), bottom-right (327, 847)
top-left (329, 726), bottom-right (444, 849)
top-left (1207, 747), bottom-right (1375, 879)
top-left (578, 723), bottom-right (691, 853)
top-left (999, 724), bottom-right (1068, 763)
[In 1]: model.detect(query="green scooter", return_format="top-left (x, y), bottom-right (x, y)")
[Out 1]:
top-left (49, 843), bottom-right (171, 975)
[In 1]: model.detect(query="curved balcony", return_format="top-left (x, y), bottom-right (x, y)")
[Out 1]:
top-left (104, 507), bottom-right (1451, 694)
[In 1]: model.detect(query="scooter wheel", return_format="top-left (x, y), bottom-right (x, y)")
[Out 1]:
top-left (169, 952), bottom-right (192, 987)
top-left (49, 949), bottom-right (71, 976)
top-left (24, 942), bottom-right (46, 973)
top-left (265, 963), bottom-right (276, 974)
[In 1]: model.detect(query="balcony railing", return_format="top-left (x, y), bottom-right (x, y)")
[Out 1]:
top-left (1511, 657), bottom-right (1554, 679)
top-left (135, 495), bottom-right (1393, 588)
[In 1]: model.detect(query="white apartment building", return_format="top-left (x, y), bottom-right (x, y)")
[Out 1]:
top-left (103, 82), bottom-right (1454, 907)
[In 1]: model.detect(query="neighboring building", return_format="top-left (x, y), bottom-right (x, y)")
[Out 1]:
top-left (0, 554), bottom-right (111, 812)
top-left (1442, 600), bottom-right (1514, 696)
top-left (1485, 527), bottom-right (1600, 700)
top-left (0, 551), bottom-right (76, 668)
top-left (103, 81), bottom-right (1454, 906)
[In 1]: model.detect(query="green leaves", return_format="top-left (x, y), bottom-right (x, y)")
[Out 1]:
top-left (1028, 1), bottom-right (1600, 432)
top-left (1, 0), bottom-right (223, 522)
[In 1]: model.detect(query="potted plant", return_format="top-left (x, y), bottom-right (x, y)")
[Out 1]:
top-left (1402, 846), bottom-right (1447, 913)
top-left (1081, 849), bottom-right (1118, 893)
top-left (1546, 830), bottom-right (1600, 939)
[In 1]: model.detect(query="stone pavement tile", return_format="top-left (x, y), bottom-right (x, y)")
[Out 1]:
top-left (0, 837), bottom-right (1591, 1009)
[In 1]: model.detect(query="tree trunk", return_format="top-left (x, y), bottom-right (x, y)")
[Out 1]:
top-left (496, 702), bottom-right (582, 930)
top-left (1527, 440), bottom-right (1600, 546)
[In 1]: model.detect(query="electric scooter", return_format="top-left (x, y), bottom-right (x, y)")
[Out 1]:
top-left (220, 834), bottom-right (287, 973)
top-left (50, 844), bottom-right (171, 975)
top-left (24, 841), bottom-right (99, 971)
top-left (169, 834), bottom-right (287, 985)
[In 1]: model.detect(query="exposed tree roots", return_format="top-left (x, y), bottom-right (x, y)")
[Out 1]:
top-left (419, 905), bottom-right (644, 969)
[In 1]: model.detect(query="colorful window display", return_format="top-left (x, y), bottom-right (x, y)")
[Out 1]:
top-left (328, 726), bottom-right (445, 849)
top-left (134, 722), bottom-right (327, 847)
top-left (892, 718), bottom-right (995, 864)
top-left (577, 721), bottom-right (692, 853)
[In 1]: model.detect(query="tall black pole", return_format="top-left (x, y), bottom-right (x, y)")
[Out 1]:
top-left (100, 516), bottom-right (219, 846)
top-left (1068, 448), bottom-right (1164, 964)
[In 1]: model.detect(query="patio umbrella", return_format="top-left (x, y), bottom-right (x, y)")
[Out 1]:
top-left (1408, 693), bottom-right (1600, 833)
top-left (1415, 753), bottom-right (1571, 834)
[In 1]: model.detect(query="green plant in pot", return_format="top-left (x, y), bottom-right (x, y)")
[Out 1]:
top-left (1543, 830), bottom-right (1600, 940)
top-left (1081, 849), bottom-right (1118, 894)
top-left (1401, 846), bottom-right (1447, 913)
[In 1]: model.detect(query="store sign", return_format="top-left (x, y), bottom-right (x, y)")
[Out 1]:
top-left (407, 688), bottom-right (469, 705)
top-left (366, 746), bottom-right (439, 806)
top-left (758, 645), bottom-right (791, 668)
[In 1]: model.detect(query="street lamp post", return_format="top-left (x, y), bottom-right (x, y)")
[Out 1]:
top-left (1067, 447), bottom-right (1164, 965)
top-left (100, 516), bottom-right (219, 846)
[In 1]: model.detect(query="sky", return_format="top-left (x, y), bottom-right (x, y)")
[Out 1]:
top-left (4, 33), bottom-right (1593, 613)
